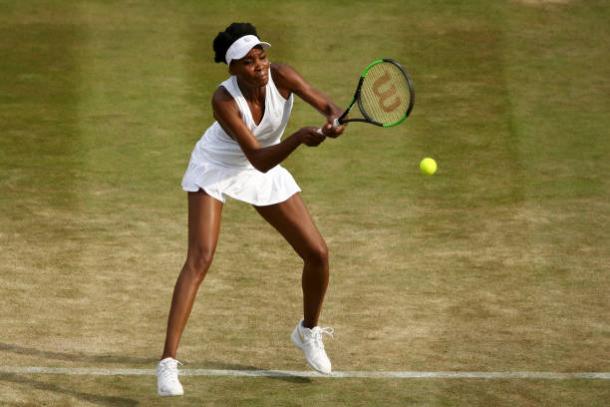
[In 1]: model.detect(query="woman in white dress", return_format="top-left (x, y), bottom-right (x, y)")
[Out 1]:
top-left (157, 23), bottom-right (345, 396)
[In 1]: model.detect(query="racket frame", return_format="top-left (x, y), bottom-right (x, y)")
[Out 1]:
top-left (336, 58), bottom-right (415, 128)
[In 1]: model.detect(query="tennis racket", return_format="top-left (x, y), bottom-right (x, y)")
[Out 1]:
top-left (319, 58), bottom-right (414, 133)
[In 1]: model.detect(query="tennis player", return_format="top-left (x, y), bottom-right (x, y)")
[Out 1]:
top-left (157, 22), bottom-right (345, 396)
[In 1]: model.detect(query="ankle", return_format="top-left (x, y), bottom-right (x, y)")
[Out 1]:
top-left (302, 319), bottom-right (317, 329)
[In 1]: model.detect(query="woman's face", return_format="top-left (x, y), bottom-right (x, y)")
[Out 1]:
top-left (229, 46), bottom-right (270, 88)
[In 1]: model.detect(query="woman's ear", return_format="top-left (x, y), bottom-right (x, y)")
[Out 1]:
top-left (228, 62), bottom-right (235, 76)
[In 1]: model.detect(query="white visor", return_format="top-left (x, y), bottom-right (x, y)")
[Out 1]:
top-left (225, 35), bottom-right (271, 65)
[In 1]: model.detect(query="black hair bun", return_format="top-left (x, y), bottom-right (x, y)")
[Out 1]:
top-left (213, 22), bottom-right (259, 64)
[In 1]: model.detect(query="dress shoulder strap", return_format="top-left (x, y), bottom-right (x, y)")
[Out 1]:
top-left (219, 76), bottom-right (253, 127)
top-left (267, 66), bottom-right (291, 103)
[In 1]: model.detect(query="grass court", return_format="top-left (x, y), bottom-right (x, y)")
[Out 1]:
top-left (0, 0), bottom-right (609, 405)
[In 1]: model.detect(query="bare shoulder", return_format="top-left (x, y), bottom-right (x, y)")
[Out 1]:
top-left (212, 85), bottom-right (233, 105)
top-left (271, 62), bottom-right (296, 79)
top-left (271, 63), bottom-right (307, 94)
top-left (212, 86), bottom-right (237, 111)
top-left (212, 85), bottom-right (240, 121)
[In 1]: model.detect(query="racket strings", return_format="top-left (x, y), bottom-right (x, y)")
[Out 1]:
top-left (359, 63), bottom-right (411, 125)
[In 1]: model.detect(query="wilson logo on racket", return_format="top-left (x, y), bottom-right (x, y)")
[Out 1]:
top-left (372, 70), bottom-right (401, 113)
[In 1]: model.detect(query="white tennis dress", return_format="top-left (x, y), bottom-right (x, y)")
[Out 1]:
top-left (181, 68), bottom-right (301, 205)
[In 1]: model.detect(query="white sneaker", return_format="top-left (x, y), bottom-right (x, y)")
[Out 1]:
top-left (157, 357), bottom-right (184, 396)
top-left (291, 319), bottom-right (334, 374)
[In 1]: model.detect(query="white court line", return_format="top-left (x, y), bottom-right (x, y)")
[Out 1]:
top-left (1, 367), bottom-right (608, 380)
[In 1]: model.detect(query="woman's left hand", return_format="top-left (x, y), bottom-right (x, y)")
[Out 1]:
top-left (321, 118), bottom-right (346, 138)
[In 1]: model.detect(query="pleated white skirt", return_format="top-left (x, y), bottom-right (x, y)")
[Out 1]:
top-left (181, 150), bottom-right (301, 206)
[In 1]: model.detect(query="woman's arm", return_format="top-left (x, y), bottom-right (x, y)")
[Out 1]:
top-left (271, 63), bottom-right (346, 137)
top-left (212, 87), bottom-right (325, 173)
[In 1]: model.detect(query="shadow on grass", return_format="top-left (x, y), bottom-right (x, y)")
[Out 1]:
top-left (0, 373), bottom-right (138, 407)
top-left (0, 342), bottom-right (156, 365)
top-left (0, 342), bottom-right (313, 384)
top-left (195, 360), bottom-right (313, 384)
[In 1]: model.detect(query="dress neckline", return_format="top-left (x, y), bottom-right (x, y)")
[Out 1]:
top-left (234, 72), bottom-right (269, 128)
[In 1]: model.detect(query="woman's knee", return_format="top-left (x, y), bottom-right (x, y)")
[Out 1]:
top-left (302, 241), bottom-right (329, 267)
top-left (184, 246), bottom-right (215, 279)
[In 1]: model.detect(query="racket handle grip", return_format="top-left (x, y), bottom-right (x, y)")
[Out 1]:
top-left (316, 118), bottom-right (341, 135)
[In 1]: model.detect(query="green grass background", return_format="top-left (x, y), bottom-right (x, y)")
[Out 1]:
top-left (0, 0), bottom-right (609, 405)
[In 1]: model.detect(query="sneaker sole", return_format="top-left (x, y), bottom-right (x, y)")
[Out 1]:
top-left (158, 389), bottom-right (184, 397)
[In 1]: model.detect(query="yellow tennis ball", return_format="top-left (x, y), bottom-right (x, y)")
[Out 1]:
top-left (420, 157), bottom-right (437, 175)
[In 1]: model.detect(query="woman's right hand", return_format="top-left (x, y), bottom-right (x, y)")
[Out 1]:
top-left (298, 126), bottom-right (326, 147)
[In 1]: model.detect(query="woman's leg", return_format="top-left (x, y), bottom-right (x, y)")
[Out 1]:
top-left (254, 193), bottom-right (329, 329)
top-left (161, 190), bottom-right (223, 359)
